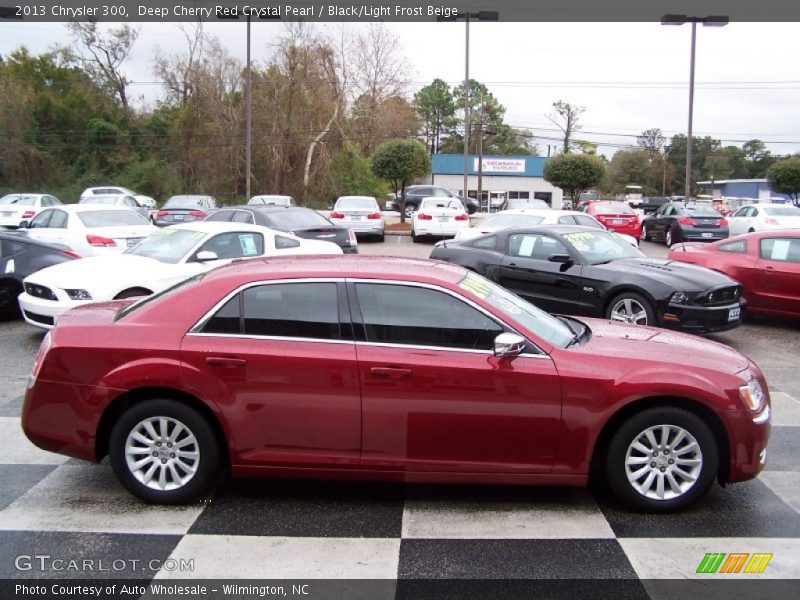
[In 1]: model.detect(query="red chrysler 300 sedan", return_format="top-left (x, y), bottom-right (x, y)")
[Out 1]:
top-left (22, 256), bottom-right (770, 512)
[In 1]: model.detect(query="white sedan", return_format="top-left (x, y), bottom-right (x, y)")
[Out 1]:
top-left (411, 197), bottom-right (470, 242)
top-left (329, 195), bottom-right (385, 241)
top-left (728, 203), bottom-right (800, 236)
top-left (453, 208), bottom-right (639, 246)
top-left (20, 205), bottom-right (156, 257)
top-left (0, 193), bottom-right (62, 228)
top-left (18, 221), bottom-right (343, 330)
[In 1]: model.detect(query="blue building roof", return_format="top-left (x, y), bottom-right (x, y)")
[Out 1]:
top-left (432, 154), bottom-right (547, 177)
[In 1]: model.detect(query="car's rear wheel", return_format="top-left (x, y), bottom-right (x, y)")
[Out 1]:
top-left (0, 279), bottom-right (22, 317)
top-left (109, 399), bottom-right (221, 504)
top-left (605, 407), bottom-right (718, 512)
top-left (411, 229), bottom-right (420, 243)
top-left (665, 227), bottom-right (680, 247)
top-left (641, 224), bottom-right (651, 242)
top-left (606, 292), bottom-right (654, 326)
top-left (404, 205), bottom-right (416, 218)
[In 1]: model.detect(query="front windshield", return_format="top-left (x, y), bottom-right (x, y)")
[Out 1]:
top-left (507, 200), bottom-right (548, 209)
top-left (125, 228), bottom-right (206, 263)
top-left (562, 230), bottom-right (644, 264)
top-left (0, 195), bottom-right (36, 206)
top-left (457, 271), bottom-right (574, 348)
top-left (117, 274), bottom-right (205, 319)
top-left (251, 196), bottom-right (291, 206)
top-left (482, 214), bottom-right (545, 229)
top-left (336, 197), bottom-right (377, 210)
top-left (763, 205), bottom-right (800, 216)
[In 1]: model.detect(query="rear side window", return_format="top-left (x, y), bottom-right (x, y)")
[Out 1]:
top-left (473, 236), bottom-right (497, 250)
top-left (718, 240), bottom-right (747, 253)
top-left (354, 283), bottom-right (503, 350)
top-left (202, 283), bottom-right (341, 340)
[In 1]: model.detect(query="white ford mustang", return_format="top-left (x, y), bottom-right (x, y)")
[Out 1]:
top-left (18, 221), bottom-right (342, 329)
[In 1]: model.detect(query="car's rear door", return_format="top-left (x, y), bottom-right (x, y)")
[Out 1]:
top-left (349, 280), bottom-right (561, 474)
top-left (181, 280), bottom-right (361, 467)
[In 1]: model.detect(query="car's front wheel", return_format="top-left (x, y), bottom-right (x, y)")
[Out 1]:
top-left (606, 292), bottom-right (654, 326)
top-left (109, 399), bottom-right (221, 504)
top-left (605, 407), bottom-right (719, 512)
top-left (641, 224), bottom-right (650, 242)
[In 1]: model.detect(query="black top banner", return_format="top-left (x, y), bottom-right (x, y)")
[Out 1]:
top-left (1, 1), bottom-right (799, 23)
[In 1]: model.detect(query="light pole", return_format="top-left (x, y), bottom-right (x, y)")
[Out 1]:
top-left (662, 15), bottom-right (728, 200)
top-left (437, 11), bottom-right (498, 201)
top-left (662, 145), bottom-right (671, 196)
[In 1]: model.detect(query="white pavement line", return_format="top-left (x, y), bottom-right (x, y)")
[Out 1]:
top-left (618, 537), bottom-right (800, 579)
top-left (759, 472), bottom-right (800, 514)
top-left (0, 417), bottom-right (69, 465)
top-left (770, 391), bottom-right (800, 426)
top-left (154, 535), bottom-right (401, 579)
top-left (0, 464), bottom-right (204, 535)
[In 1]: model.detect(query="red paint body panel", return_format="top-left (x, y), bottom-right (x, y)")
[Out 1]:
top-left (586, 203), bottom-right (642, 238)
top-left (21, 256), bottom-right (770, 492)
top-left (668, 231), bottom-right (800, 319)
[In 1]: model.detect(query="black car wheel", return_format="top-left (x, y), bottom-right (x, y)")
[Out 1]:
top-left (605, 407), bottom-right (718, 512)
top-left (411, 229), bottom-right (420, 243)
top-left (0, 279), bottom-right (22, 316)
top-left (641, 224), bottom-right (651, 242)
top-left (114, 287), bottom-right (152, 300)
top-left (109, 399), bottom-right (221, 504)
top-left (404, 204), bottom-right (417, 218)
top-left (606, 292), bottom-right (655, 326)
top-left (665, 227), bottom-right (681, 247)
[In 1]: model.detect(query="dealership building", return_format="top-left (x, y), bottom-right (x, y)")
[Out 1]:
top-left (427, 154), bottom-right (562, 209)
top-left (697, 179), bottom-right (791, 202)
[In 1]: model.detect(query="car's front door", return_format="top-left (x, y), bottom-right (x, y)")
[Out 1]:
top-left (181, 281), bottom-right (361, 467)
top-left (351, 281), bottom-right (561, 474)
top-left (492, 232), bottom-right (585, 314)
top-left (753, 236), bottom-right (800, 312)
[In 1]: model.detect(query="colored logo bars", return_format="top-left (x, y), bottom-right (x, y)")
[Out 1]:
top-left (696, 552), bottom-right (773, 574)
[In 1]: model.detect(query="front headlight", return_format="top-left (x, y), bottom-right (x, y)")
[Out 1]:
top-left (670, 291), bottom-right (694, 304)
top-left (65, 289), bottom-right (92, 300)
top-left (739, 379), bottom-right (765, 411)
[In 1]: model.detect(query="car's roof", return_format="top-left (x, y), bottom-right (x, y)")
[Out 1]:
top-left (1, 192), bottom-right (47, 197)
top-left (495, 209), bottom-right (582, 218)
top-left (43, 204), bottom-right (137, 213)
top-left (79, 194), bottom-right (126, 201)
top-left (336, 195), bottom-right (377, 200)
top-left (169, 221), bottom-right (280, 234)
top-left (202, 255), bottom-right (469, 286)
top-left (221, 205), bottom-right (311, 213)
top-left (250, 194), bottom-right (292, 199)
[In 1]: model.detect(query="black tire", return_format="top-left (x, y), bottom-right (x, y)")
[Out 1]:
top-left (411, 229), bottom-right (420, 243)
top-left (665, 227), bottom-right (681, 247)
top-left (376, 233), bottom-right (385, 243)
top-left (605, 292), bottom-right (655, 326)
top-left (748, 228), bottom-right (755, 233)
top-left (114, 287), bottom-right (152, 300)
top-left (404, 204), bottom-right (417, 219)
top-left (109, 399), bottom-right (221, 504)
top-left (0, 279), bottom-right (22, 317)
top-left (605, 406), bottom-right (719, 512)
top-left (641, 224), bottom-right (650, 242)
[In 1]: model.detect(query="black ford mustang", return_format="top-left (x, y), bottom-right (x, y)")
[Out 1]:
top-left (0, 230), bottom-right (77, 317)
top-left (429, 225), bottom-right (746, 333)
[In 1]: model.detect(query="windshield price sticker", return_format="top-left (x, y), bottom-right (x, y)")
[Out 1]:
top-left (458, 272), bottom-right (492, 300)
top-left (563, 232), bottom-right (595, 243)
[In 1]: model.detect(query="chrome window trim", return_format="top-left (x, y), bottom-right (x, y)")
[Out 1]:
top-left (187, 276), bottom-right (550, 356)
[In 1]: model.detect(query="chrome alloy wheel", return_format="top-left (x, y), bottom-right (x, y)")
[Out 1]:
top-left (609, 297), bottom-right (649, 325)
top-left (125, 417), bottom-right (200, 491)
top-left (624, 424), bottom-right (703, 501)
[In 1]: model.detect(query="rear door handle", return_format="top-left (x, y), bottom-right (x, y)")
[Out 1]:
top-left (206, 356), bottom-right (247, 368)
top-left (370, 367), bottom-right (412, 379)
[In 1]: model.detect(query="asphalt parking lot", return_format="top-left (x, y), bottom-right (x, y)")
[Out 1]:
top-left (0, 235), bottom-right (798, 595)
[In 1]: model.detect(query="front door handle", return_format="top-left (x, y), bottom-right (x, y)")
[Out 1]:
top-left (206, 356), bottom-right (247, 368)
top-left (370, 367), bottom-right (412, 379)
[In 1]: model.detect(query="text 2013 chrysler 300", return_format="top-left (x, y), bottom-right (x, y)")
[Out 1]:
top-left (22, 256), bottom-right (770, 512)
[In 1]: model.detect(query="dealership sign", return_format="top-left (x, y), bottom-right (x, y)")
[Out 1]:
top-left (474, 158), bottom-right (526, 173)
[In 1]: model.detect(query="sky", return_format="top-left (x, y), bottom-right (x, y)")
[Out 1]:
top-left (3, 20), bottom-right (799, 160)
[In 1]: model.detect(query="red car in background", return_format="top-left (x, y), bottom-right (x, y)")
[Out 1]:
top-left (668, 230), bottom-right (800, 319)
top-left (22, 256), bottom-right (770, 512)
top-left (583, 201), bottom-right (642, 239)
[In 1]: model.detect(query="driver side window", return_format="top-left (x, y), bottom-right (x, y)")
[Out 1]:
top-left (508, 234), bottom-right (567, 260)
top-left (29, 211), bottom-right (52, 228)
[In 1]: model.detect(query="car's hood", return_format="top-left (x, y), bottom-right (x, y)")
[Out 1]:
top-left (573, 318), bottom-right (750, 374)
top-left (600, 257), bottom-right (736, 291)
top-left (23, 254), bottom-right (187, 289)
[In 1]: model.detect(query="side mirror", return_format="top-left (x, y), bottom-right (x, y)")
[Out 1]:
top-left (195, 250), bottom-right (219, 262)
top-left (548, 253), bottom-right (573, 265)
top-left (493, 332), bottom-right (526, 358)
top-left (18, 220), bottom-right (29, 229)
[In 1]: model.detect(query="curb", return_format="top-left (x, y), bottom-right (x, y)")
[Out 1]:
top-left (385, 230), bottom-right (411, 237)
